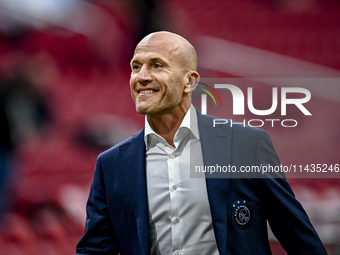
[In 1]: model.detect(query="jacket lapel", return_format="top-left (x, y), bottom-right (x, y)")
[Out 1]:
top-left (120, 129), bottom-right (151, 255)
top-left (197, 111), bottom-right (232, 255)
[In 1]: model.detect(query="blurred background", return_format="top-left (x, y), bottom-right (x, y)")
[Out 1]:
top-left (0, 0), bottom-right (339, 254)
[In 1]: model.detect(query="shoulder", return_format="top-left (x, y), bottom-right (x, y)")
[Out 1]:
top-left (98, 129), bottom-right (145, 162)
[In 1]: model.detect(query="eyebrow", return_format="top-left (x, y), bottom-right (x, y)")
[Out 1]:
top-left (130, 57), bottom-right (168, 67)
top-left (150, 57), bottom-right (165, 63)
top-left (130, 58), bottom-right (139, 66)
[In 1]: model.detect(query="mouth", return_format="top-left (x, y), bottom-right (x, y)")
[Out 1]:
top-left (138, 89), bottom-right (159, 94)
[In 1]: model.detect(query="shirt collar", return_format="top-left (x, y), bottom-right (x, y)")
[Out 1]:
top-left (144, 105), bottom-right (200, 148)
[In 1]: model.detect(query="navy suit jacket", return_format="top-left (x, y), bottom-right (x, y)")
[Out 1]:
top-left (76, 111), bottom-right (327, 255)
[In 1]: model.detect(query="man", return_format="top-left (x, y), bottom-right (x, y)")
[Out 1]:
top-left (76, 31), bottom-right (327, 255)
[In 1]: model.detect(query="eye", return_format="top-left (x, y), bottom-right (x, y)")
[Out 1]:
top-left (131, 64), bottom-right (141, 71)
top-left (153, 63), bottom-right (163, 69)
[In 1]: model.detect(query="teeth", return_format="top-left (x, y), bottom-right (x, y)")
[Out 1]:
top-left (139, 90), bottom-right (155, 94)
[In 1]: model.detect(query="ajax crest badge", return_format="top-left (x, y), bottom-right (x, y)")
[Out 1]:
top-left (231, 199), bottom-right (251, 228)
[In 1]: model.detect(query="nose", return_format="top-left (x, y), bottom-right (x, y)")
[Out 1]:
top-left (137, 65), bottom-right (152, 84)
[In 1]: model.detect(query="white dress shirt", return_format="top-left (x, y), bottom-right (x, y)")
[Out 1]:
top-left (144, 105), bottom-right (219, 255)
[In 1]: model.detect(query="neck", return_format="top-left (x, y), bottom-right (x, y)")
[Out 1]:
top-left (147, 104), bottom-right (190, 147)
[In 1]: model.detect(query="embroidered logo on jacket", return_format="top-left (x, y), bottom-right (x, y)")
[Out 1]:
top-left (231, 199), bottom-right (251, 228)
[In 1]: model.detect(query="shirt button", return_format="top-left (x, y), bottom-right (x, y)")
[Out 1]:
top-left (174, 251), bottom-right (182, 255)
top-left (169, 154), bottom-right (175, 159)
top-left (175, 218), bottom-right (180, 224)
top-left (172, 185), bottom-right (177, 190)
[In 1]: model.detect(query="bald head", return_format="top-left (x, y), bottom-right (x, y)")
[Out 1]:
top-left (135, 31), bottom-right (198, 71)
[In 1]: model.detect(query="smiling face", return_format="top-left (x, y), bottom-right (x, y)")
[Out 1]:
top-left (129, 32), bottom-right (198, 116)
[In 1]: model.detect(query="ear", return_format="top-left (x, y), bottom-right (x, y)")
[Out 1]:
top-left (184, 71), bottom-right (200, 94)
